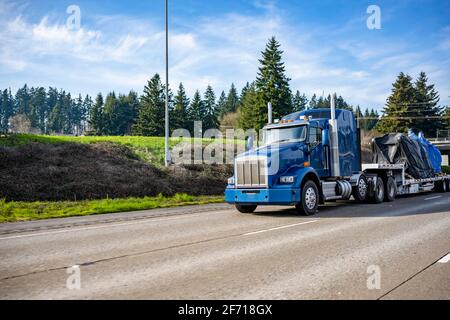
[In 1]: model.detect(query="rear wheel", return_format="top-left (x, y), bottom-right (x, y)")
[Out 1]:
top-left (235, 204), bottom-right (257, 213)
top-left (384, 176), bottom-right (396, 202)
top-left (352, 174), bottom-right (368, 202)
top-left (369, 177), bottom-right (385, 204)
top-left (296, 180), bottom-right (319, 216)
top-left (435, 180), bottom-right (447, 193)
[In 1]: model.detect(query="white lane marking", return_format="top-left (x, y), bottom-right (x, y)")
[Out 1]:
top-left (438, 253), bottom-right (450, 264)
top-left (0, 212), bottom-right (220, 241)
top-left (243, 220), bottom-right (318, 236)
top-left (424, 196), bottom-right (442, 201)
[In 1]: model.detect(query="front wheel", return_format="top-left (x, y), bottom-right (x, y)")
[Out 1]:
top-left (296, 180), bottom-right (319, 216)
top-left (235, 204), bottom-right (257, 213)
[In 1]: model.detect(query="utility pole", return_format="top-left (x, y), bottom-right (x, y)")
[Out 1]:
top-left (164, 0), bottom-right (170, 167)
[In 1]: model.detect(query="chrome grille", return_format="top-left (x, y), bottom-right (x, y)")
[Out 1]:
top-left (235, 157), bottom-right (267, 187)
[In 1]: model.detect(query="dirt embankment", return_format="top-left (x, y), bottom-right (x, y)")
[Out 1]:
top-left (0, 143), bottom-right (232, 202)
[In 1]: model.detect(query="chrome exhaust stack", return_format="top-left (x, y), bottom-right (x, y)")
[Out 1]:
top-left (330, 93), bottom-right (340, 177)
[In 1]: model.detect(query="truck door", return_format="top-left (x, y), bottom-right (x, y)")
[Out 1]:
top-left (308, 126), bottom-right (326, 177)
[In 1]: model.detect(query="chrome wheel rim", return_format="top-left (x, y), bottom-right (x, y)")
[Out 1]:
top-left (305, 187), bottom-right (317, 210)
top-left (358, 178), bottom-right (367, 197)
top-left (377, 183), bottom-right (383, 199)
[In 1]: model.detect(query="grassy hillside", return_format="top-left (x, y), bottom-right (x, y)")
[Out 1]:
top-left (0, 134), bottom-right (224, 166)
top-left (0, 194), bottom-right (224, 223)
top-left (0, 134), bottom-right (236, 221)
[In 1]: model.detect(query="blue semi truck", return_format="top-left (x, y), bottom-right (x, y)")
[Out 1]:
top-left (225, 97), bottom-right (450, 215)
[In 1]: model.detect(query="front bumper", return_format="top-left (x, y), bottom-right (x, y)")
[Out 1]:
top-left (225, 187), bottom-right (300, 205)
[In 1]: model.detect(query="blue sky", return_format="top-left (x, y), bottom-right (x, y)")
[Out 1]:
top-left (0, 0), bottom-right (449, 110)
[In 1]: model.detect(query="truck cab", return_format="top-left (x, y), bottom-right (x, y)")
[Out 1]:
top-left (225, 108), bottom-right (367, 215)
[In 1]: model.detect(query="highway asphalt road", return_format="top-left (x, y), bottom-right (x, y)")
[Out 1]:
top-left (0, 193), bottom-right (449, 300)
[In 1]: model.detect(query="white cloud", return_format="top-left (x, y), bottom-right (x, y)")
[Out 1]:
top-left (0, 1), bottom-right (448, 109)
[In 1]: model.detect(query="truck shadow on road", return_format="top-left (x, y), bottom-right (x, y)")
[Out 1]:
top-left (250, 193), bottom-right (450, 219)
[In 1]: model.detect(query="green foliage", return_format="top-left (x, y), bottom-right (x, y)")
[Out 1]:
top-left (171, 83), bottom-right (190, 132)
top-left (133, 74), bottom-right (167, 136)
top-left (203, 85), bottom-right (219, 130)
top-left (255, 37), bottom-right (293, 124)
top-left (377, 72), bottom-right (443, 136)
top-left (0, 194), bottom-right (224, 223)
top-left (292, 91), bottom-right (308, 112)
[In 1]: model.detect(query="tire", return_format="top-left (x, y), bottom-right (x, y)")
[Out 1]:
top-left (435, 180), bottom-right (447, 193)
top-left (370, 177), bottom-right (385, 204)
top-left (352, 174), bottom-right (368, 202)
top-left (296, 180), bottom-right (319, 216)
top-left (235, 204), bottom-right (257, 213)
top-left (384, 176), bottom-right (396, 202)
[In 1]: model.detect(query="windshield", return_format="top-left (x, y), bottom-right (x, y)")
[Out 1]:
top-left (264, 125), bottom-right (307, 145)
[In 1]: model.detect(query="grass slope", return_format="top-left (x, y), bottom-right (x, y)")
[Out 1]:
top-left (0, 194), bottom-right (224, 223)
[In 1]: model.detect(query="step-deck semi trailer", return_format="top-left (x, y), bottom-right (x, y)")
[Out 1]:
top-left (225, 98), bottom-right (450, 215)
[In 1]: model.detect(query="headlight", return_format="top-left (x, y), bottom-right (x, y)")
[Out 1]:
top-left (280, 176), bottom-right (295, 184)
top-left (228, 177), bottom-right (235, 185)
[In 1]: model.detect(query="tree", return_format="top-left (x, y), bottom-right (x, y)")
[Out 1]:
top-left (15, 84), bottom-right (31, 117)
top-left (203, 85), bottom-right (218, 130)
top-left (89, 93), bottom-right (105, 135)
top-left (413, 71), bottom-right (442, 137)
top-left (238, 83), bottom-right (261, 130)
top-left (171, 83), bottom-right (190, 131)
top-left (376, 72), bottom-right (416, 134)
top-left (255, 37), bottom-right (293, 127)
top-left (216, 91), bottom-right (227, 120)
top-left (189, 90), bottom-right (204, 120)
top-left (309, 94), bottom-right (317, 109)
top-left (223, 83), bottom-right (239, 116)
top-left (292, 91), bottom-right (308, 112)
top-left (0, 89), bottom-right (14, 133)
top-left (133, 74), bottom-right (166, 136)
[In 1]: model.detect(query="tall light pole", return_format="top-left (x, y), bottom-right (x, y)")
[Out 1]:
top-left (164, 0), bottom-right (170, 167)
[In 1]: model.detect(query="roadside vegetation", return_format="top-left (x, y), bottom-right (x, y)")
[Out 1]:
top-left (0, 194), bottom-right (224, 223)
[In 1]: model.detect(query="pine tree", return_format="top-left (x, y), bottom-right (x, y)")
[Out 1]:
top-left (238, 83), bottom-right (261, 130)
top-left (15, 84), bottom-right (31, 117)
top-left (255, 37), bottom-right (293, 125)
top-left (223, 83), bottom-right (239, 116)
top-left (239, 82), bottom-right (250, 103)
top-left (133, 74), bottom-right (166, 136)
top-left (0, 89), bottom-right (15, 133)
top-left (216, 91), bottom-right (227, 120)
top-left (81, 95), bottom-right (93, 134)
top-left (188, 90), bottom-right (205, 135)
top-left (89, 93), bottom-right (105, 135)
top-left (376, 72), bottom-right (416, 134)
top-left (292, 91), bottom-right (308, 112)
top-left (171, 83), bottom-right (190, 131)
top-left (203, 85), bottom-right (218, 130)
top-left (309, 94), bottom-right (317, 109)
top-left (413, 72), bottom-right (442, 137)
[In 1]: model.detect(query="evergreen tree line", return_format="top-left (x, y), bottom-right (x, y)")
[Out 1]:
top-left (376, 72), bottom-right (447, 137)
top-left (1, 37), bottom-right (448, 137)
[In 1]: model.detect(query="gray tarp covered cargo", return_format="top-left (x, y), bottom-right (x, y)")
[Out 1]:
top-left (372, 133), bottom-right (436, 179)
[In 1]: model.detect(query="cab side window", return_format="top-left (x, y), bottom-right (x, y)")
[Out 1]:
top-left (308, 127), bottom-right (322, 147)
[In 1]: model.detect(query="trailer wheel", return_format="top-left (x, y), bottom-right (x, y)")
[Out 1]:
top-left (352, 174), bottom-right (368, 202)
top-left (235, 204), bottom-right (257, 213)
top-left (435, 180), bottom-right (447, 193)
top-left (370, 178), bottom-right (385, 204)
top-left (384, 176), bottom-right (396, 202)
top-left (296, 180), bottom-right (319, 216)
